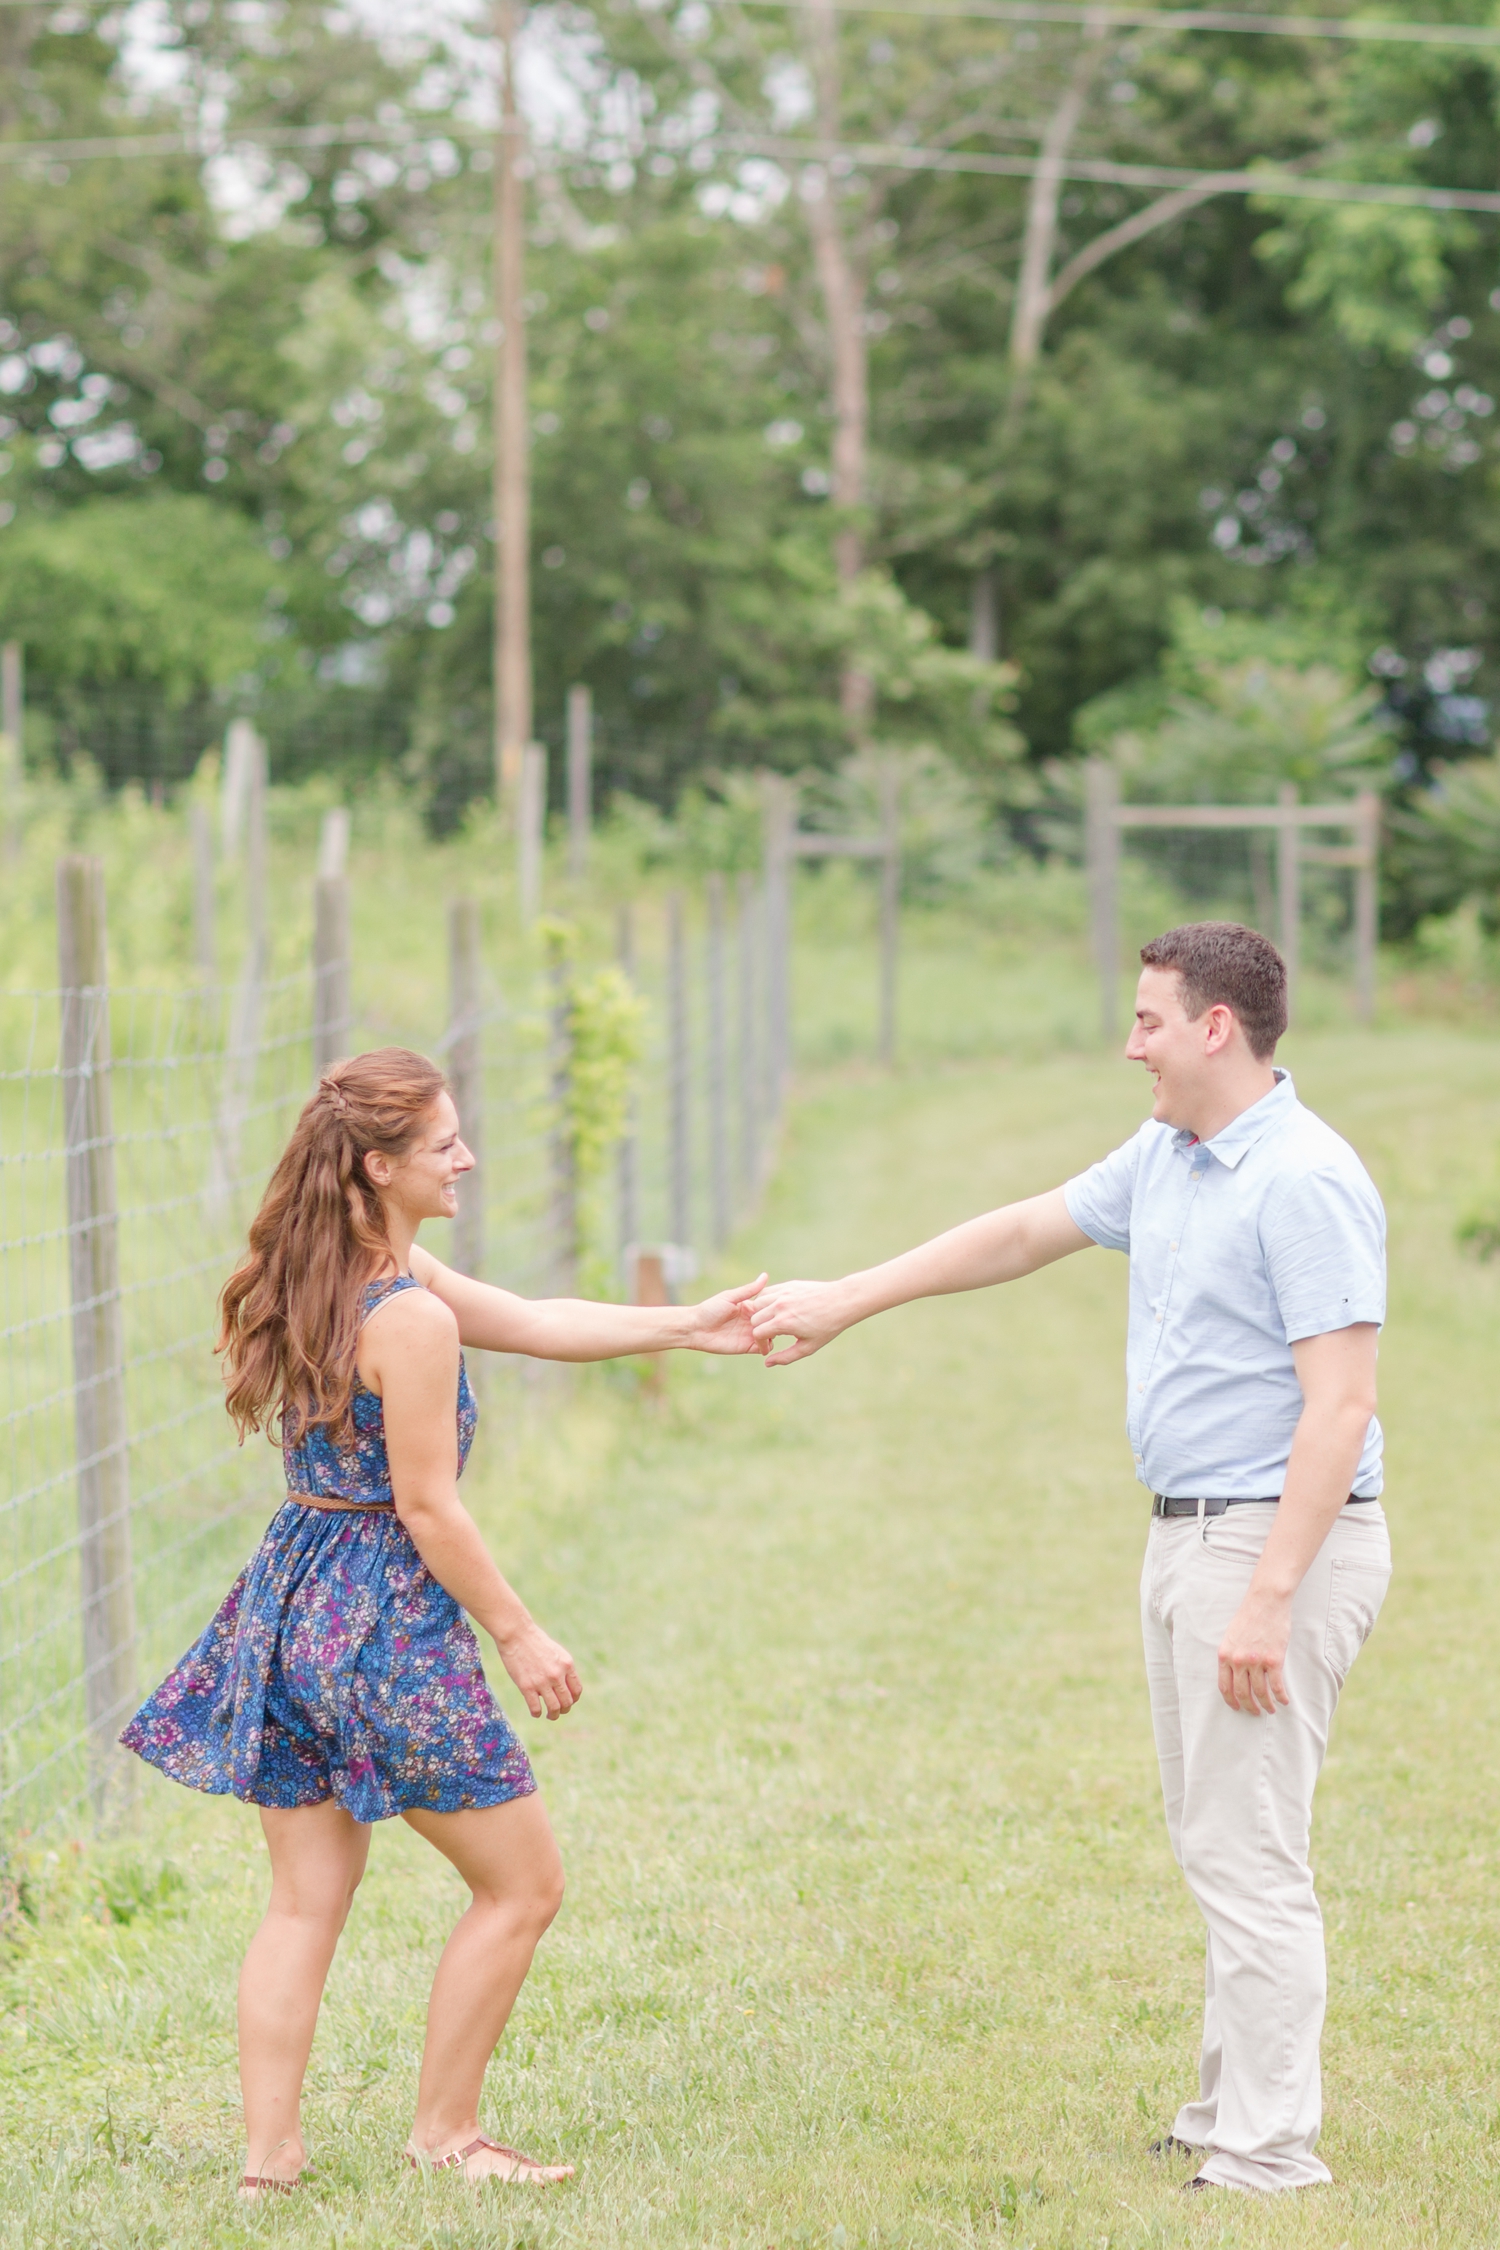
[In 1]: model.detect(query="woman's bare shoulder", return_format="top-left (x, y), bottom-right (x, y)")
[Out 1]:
top-left (362, 1279), bottom-right (459, 1353)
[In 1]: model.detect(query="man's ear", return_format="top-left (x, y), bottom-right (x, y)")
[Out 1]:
top-left (1202, 1002), bottom-right (1238, 1054)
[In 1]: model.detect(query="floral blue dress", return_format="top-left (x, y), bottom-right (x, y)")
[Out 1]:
top-left (120, 1277), bottom-right (536, 1822)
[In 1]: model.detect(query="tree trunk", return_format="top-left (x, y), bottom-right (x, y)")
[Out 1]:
top-left (1004, 15), bottom-right (1106, 439)
top-left (493, 0), bottom-right (531, 811)
top-left (804, 0), bottom-right (873, 738)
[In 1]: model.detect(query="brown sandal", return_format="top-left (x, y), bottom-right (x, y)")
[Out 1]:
top-left (238, 2174), bottom-right (300, 2198)
top-left (405, 2135), bottom-right (572, 2183)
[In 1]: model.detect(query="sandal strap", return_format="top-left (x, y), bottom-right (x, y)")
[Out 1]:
top-left (413, 2136), bottom-right (530, 2173)
top-left (240, 2175), bottom-right (298, 2194)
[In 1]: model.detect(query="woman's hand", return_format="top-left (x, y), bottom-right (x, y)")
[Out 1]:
top-left (685, 1275), bottom-right (769, 1355)
top-left (495, 1617), bottom-right (583, 1720)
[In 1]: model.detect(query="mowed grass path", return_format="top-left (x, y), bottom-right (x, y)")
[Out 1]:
top-left (3, 1029), bottom-right (1500, 2250)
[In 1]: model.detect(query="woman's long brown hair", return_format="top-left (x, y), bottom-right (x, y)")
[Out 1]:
top-left (219, 1046), bottom-right (448, 1444)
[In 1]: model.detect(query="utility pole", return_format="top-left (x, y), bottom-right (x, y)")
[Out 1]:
top-left (493, 0), bottom-right (531, 815)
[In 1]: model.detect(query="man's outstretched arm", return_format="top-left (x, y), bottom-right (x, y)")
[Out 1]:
top-left (747, 1187), bottom-right (1092, 1366)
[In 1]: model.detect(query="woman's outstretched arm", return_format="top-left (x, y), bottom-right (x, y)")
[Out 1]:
top-left (409, 1245), bottom-right (766, 1362)
top-left (366, 1287), bottom-right (581, 1719)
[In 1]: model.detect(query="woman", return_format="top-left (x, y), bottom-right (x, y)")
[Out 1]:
top-left (121, 1047), bottom-right (762, 2196)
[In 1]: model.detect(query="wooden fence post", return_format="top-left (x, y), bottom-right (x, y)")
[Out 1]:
top-left (312, 873), bottom-right (351, 1079)
top-left (549, 940), bottom-right (577, 1293)
top-left (448, 898), bottom-right (484, 1278)
top-left (878, 759), bottom-right (900, 1067)
top-left (207, 725), bottom-right (267, 1215)
top-left (761, 776), bottom-right (795, 1120)
top-left (736, 872), bottom-right (759, 1199)
top-left (189, 802), bottom-right (216, 975)
top-left (519, 742), bottom-right (546, 924)
top-left (1354, 790), bottom-right (1379, 1026)
top-left (706, 872), bottom-right (729, 1248)
top-left (317, 805), bottom-right (350, 880)
top-left (1084, 759), bottom-right (1120, 1043)
top-left (1277, 782), bottom-right (1301, 1026)
top-left (245, 724), bottom-right (269, 973)
top-left (567, 686), bottom-right (592, 882)
top-left (56, 856), bottom-right (137, 1816)
top-left (667, 890), bottom-right (691, 1250)
top-left (2, 638), bottom-right (22, 863)
top-left (616, 903), bottom-right (639, 1275)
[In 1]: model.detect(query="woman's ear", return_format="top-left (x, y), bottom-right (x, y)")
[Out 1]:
top-left (363, 1149), bottom-right (393, 1189)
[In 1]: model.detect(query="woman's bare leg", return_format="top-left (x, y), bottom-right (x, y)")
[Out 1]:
top-left (238, 1799), bottom-right (371, 2188)
top-left (402, 1792), bottom-right (568, 2181)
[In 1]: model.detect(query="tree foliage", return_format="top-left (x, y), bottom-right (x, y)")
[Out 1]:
top-left (2, 0), bottom-right (1500, 862)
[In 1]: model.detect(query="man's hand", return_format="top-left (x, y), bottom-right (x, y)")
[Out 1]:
top-left (1217, 1586), bottom-right (1293, 1715)
top-left (1214, 1323), bottom-right (1379, 1714)
top-left (686, 1276), bottom-right (769, 1356)
top-left (747, 1278), bottom-right (852, 1366)
top-left (495, 1617), bottom-right (583, 1720)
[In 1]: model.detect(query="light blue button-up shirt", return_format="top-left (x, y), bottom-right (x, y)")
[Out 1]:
top-left (1064, 1071), bottom-right (1386, 1498)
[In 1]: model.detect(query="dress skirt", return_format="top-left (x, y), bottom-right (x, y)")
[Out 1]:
top-left (120, 1501), bottom-right (537, 1822)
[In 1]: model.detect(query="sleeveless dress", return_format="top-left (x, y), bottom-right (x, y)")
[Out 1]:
top-left (119, 1277), bottom-right (536, 1822)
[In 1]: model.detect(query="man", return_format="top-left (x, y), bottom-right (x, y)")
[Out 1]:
top-left (748, 921), bottom-right (1391, 2194)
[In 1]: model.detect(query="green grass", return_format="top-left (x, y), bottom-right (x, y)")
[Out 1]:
top-left (3, 1019), bottom-right (1499, 2247)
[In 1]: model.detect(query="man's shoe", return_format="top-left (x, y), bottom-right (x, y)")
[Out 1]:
top-left (1149, 2136), bottom-right (1200, 2160)
top-left (1182, 2175), bottom-right (1213, 2191)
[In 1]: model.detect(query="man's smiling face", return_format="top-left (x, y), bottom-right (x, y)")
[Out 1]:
top-left (1125, 965), bottom-right (1219, 1128)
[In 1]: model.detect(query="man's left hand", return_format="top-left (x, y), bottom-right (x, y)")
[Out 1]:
top-left (1217, 1589), bottom-right (1294, 1714)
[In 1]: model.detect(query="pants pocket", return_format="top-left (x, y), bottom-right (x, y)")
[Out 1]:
top-left (1324, 1558), bottom-right (1390, 1685)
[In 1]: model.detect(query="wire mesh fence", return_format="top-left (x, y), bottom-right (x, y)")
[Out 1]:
top-left (0, 847), bottom-right (791, 1842)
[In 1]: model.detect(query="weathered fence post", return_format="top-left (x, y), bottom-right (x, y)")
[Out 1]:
top-left (312, 870), bottom-right (351, 1081)
top-left (616, 902), bottom-right (639, 1275)
top-left (667, 890), bottom-right (691, 1251)
top-left (189, 801), bottom-right (216, 976)
top-left (1084, 759), bottom-right (1120, 1043)
top-left (761, 775), bottom-right (795, 1123)
top-left (1277, 782), bottom-right (1301, 1025)
top-left (2, 638), bottom-right (22, 862)
top-left (208, 723), bottom-right (268, 1214)
top-left (706, 872), bottom-right (730, 1249)
top-left (317, 805), bottom-right (350, 880)
top-left (519, 742), bottom-right (546, 924)
top-left (448, 898), bottom-right (484, 1278)
top-left (1354, 790), bottom-right (1379, 1027)
top-left (548, 940), bottom-right (577, 1294)
top-left (736, 872), bottom-right (760, 1198)
top-left (56, 857), bottom-right (137, 1817)
top-left (878, 759), bottom-right (900, 1067)
top-left (567, 686), bottom-right (592, 882)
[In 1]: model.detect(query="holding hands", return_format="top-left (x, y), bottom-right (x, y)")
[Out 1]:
top-left (686, 1275), bottom-right (773, 1355)
top-left (747, 1277), bottom-right (851, 1365)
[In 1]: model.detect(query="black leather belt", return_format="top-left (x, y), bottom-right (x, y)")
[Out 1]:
top-left (1151, 1492), bottom-right (1373, 1518)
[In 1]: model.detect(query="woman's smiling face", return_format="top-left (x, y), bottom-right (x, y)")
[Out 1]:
top-left (365, 1090), bottom-right (475, 1227)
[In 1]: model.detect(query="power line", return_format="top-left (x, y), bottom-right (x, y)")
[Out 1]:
top-left (3, 114), bottom-right (1498, 219)
top-left (730, 0), bottom-right (1500, 49)
top-left (0, 120), bottom-right (448, 166)
top-left (1, 0), bottom-right (1499, 36)
top-left (716, 128), bottom-right (1500, 211)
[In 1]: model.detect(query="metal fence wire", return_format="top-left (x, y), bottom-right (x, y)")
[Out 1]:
top-left (0, 854), bottom-right (791, 1840)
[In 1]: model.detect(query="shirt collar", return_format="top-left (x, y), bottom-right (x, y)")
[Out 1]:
top-left (1173, 1069), bottom-right (1296, 1171)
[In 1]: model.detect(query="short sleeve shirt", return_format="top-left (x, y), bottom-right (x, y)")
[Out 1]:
top-left (1063, 1071), bottom-right (1385, 1497)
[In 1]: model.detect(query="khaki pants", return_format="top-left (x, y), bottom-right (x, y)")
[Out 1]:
top-left (1140, 1500), bottom-right (1392, 2191)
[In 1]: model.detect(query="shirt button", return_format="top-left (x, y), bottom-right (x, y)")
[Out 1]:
top-left (1155, 1314), bottom-right (1162, 1322)
top-left (1137, 1383), bottom-right (1145, 1392)
top-left (1169, 1241), bottom-right (1178, 1251)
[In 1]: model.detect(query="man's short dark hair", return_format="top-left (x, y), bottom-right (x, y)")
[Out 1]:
top-left (1139, 922), bottom-right (1288, 1060)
